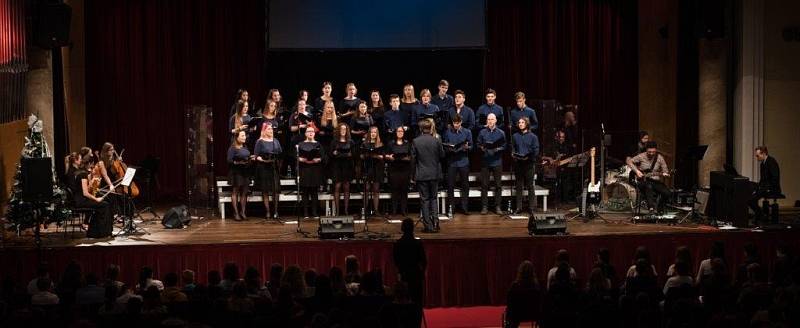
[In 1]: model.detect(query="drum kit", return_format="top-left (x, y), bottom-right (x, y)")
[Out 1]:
top-left (603, 165), bottom-right (638, 212)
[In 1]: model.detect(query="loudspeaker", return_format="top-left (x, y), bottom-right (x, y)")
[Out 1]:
top-left (161, 205), bottom-right (190, 229)
top-left (528, 213), bottom-right (567, 235)
top-left (21, 157), bottom-right (53, 202)
top-left (34, 3), bottom-right (72, 49)
top-left (318, 216), bottom-right (355, 239)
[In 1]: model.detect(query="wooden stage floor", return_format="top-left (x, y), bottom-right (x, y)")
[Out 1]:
top-left (3, 206), bottom-right (723, 249)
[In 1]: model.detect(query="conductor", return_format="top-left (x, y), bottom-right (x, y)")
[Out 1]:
top-left (413, 119), bottom-right (445, 232)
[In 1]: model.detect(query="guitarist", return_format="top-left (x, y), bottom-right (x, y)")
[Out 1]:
top-left (626, 141), bottom-right (671, 213)
top-left (542, 130), bottom-right (577, 202)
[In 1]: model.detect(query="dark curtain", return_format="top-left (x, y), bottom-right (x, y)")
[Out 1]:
top-left (84, 0), bottom-right (637, 196)
top-left (85, 0), bottom-right (264, 197)
top-left (485, 0), bottom-right (638, 157)
top-left (4, 231), bottom-right (799, 307)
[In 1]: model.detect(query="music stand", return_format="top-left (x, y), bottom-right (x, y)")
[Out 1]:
top-left (356, 143), bottom-right (390, 239)
top-left (115, 167), bottom-right (149, 236)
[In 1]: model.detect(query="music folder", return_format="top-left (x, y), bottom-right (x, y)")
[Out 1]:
top-left (299, 145), bottom-right (321, 160)
top-left (482, 139), bottom-right (504, 150)
top-left (443, 140), bottom-right (467, 151)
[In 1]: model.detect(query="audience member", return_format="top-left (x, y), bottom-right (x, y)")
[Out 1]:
top-left (666, 246), bottom-right (692, 277)
top-left (220, 262), bottom-right (240, 291)
top-left (593, 248), bottom-right (617, 286)
top-left (505, 260), bottom-right (542, 328)
top-left (696, 241), bottom-right (726, 285)
top-left (160, 272), bottom-right (188, 304)
top-left (136, 266), bottom-right (164, 292)
top-left (30, 277), bottom-right (59, 306)
top-left (547, 249), bottom-right (576, 289)
top-left (104, 264), bottom-right (124, 289)
top-left (75, 272), bottom-right (105, 306)
top-left (393, 218), bottom-right (427, 307)
top-left (625, 246), bottom-right (658, 278)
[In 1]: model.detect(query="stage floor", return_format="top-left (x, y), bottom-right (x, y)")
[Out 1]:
top-left (3, 206), bottom-right (723, 249)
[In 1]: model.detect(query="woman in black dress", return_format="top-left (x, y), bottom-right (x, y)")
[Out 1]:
top-left (229, 100), bottom-right (251, 140)
top-left (254, 124), bottom-right (282, 220)
top-left (73, 156), bottom-right (113, 238)
top-left (368, 89), bottom-right (385, 137)
top-left (317, 101), bottom-right (338, 160)
top-left (229, 88), bottom-right (251, 116)
top-left (227, 130), bottom-right (251, 221)
top-left (330, 123), bottom-right (354, 216)
top-left (361, 126), bottom-right (385, 216)
top-left (351, 101), bottom-right (373, 178)
top-left (298, 128), bottom-right (323, 218)
top-left (314, 81), bottom-right (335, 117)
top-left (338, 83), bottom-right (360, 124)
top-left (385, 127), bottom-right (413, 217)
top-left (400, 83), bottom-right (419, 117)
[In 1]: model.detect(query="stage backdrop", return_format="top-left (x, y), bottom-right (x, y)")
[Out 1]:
top-left (84, 0), bottom-right (637, 198)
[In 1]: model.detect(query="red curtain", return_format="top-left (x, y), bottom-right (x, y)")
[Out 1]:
top-left (84, 0), bottom-right (264, 197)
top-left (4, 231), bottom-right (799, 307)
top-left (83, 0), bottom-right (637, 197)
top-left (484, 0), bottom-right (638, 146)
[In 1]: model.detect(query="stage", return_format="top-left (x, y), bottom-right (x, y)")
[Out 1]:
top-left (3, 208), bottom-right (800, 307)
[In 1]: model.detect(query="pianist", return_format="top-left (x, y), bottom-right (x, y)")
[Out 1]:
top-left (748, 146), bottom-right (781, 223)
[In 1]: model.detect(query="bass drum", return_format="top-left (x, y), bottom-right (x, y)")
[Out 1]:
top-left (605, 181), bottom-right (637, 211)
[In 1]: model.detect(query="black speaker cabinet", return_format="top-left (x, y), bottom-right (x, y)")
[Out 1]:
top-left (34, 3), bottom-right (72, 49)
top-left (161, 205), bottom-right (190, 229)
top-left (21, 157), bottom-right (53, 202)
top-left (319, 216), bottom-right (355, 239)
top-left (528, 213), bottom-right (567, 235)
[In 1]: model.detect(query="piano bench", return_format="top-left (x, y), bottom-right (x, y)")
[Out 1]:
top-left (762, 194), bottom-right (786, 223)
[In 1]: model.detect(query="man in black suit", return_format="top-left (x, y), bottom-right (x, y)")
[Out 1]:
top-left (393, 218), bottom-right (427, 325)
top-left (413, 119), bottom-right (444, 232)
top-left (748, 146), bottom-right (781, 222)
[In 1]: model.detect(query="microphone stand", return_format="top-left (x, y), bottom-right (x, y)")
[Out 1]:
top-left (295, 144), bottom-right (311, 237)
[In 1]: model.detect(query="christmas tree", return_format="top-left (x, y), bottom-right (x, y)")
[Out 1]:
top-left (6, 114), bottom-right (69, 230)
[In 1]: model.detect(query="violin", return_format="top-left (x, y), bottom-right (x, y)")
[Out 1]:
top-left (112, 150), bottom-right (140, 197)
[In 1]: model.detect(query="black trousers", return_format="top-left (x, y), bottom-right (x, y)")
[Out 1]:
top-left (748, 189), bottom-right (773, 222)
top-left (301, 186), bottom-right (319, 217)
top-left (417, 180), bottom-right (439, 229)
top-left (642, 179), bottom-right (671, 211)
top-left (513, 160), bottom-right (536, 212)
top-left (481, 165), bottom-right (502, 208)
top-left (447, 166), bottom-right (469, 212)
top-left (389, 165), bottom-right (411, 215)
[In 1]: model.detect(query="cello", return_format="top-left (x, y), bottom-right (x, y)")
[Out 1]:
top-left (112, 150), bottom-right (140, 197)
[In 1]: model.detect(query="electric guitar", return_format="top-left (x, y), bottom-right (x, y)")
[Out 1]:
top-left (587, 147), bottom-right (600, 193)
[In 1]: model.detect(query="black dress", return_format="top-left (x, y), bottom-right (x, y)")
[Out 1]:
top-left (254, 138), bottom-right (282, 192)
top-left (387, 141), bottom-right (413, 188)
top-left (298, 141), bottom-right (324, 187)
top-left (330, 139), bottom-right (355, 183)
top-left (72, 170), bottom-right (113, 238)
top-left (227, 146), bottom-right (251, 188)
top-left (362, 142), bottom-right (385, 183)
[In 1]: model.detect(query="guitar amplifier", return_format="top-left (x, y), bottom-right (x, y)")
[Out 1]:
top-left (528, 213), bottom-right (567, 235)
top-left (318, 216), bottom-right (355, 239)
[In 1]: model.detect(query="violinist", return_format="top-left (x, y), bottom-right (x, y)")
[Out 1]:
top-left (254, 124), bottom-right (282, 220)
top-left (330, 123), bottom-right (354, 216)
top-left (74, 156), bottom-right (113, 238)
top-left (227, 130), bottom-right (251, 221)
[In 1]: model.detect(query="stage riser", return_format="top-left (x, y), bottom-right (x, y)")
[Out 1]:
top-left (3, 231), bottom-right (798, 307)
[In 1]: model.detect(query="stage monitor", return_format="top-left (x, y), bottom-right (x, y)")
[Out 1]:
top-left (267, 0), bottom-right (487, 49)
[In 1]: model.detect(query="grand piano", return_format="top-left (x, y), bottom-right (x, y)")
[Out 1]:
top-left (709, 166), bottom-right (754, 227)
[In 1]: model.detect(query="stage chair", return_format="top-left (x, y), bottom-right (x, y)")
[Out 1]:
top-left (61, 187), bottom-right (95, 238)
top-left (761, 193), bottom-right (786, 223)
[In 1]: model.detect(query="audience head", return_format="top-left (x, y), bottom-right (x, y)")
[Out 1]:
top-left (281, 265), bottom-right (306, 297)
top-left (555, 249), bottom-right (570, 265)
top-left (554, 262), bottom-right (572, 285)
top-left (181, 270), bottom-right (195, 286)
top-left (515, 260), bottom-right (538, 287)
top-left (709, 241), bottom-right (725, 262)
top-left (223, 262), bottom-right (240, 282)
top-left (105, 264), bottom-right (120, 282)
top-left (587, 267), bottom-right (610, 291)
top-left (269, 263), bottom-right (283, 284)
top-left (401, 218), bottom-right (415, 237)
top-left (304, 269), bottom-right (317, 288)
top-left (345, 255), bottom-right (360, 276)
top-left (633, 246), bottom-right (651, 264)
top-left (597, 248), bottom-right (611, 264)
top-left (674, 260), bottom-right (691, 277)
top-left (207, 270), bottom-right (222, 286)
top-left (635, 258), bottom-right (654, 278)
top-left (164, 272), bottom-right (178, 288)
top-left (37, 276), bottom-right (52, 292)
top-left (85, 272), bottom-right (99, 286)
